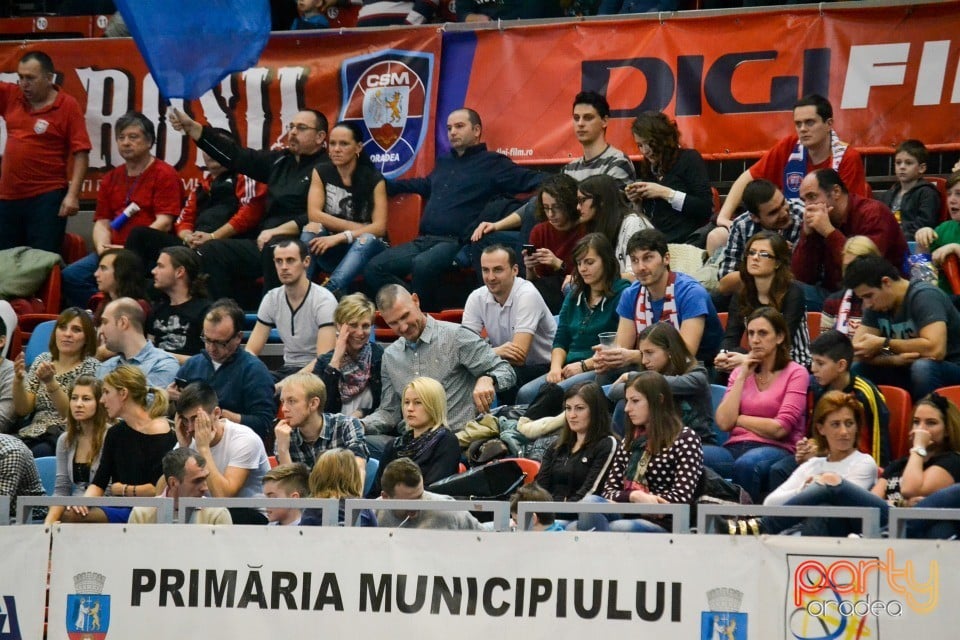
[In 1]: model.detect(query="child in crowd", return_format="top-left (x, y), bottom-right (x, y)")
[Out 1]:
top-left (509, 483), bottom-right (565, 531)
top-left (915, 171), bottom-right (960, 294)
top-left (263, 463), bottom-right (310, 526)
top-left (879, 139), bottom-right (941, 240)
top-left (291, 0), bottom-right (329, 29)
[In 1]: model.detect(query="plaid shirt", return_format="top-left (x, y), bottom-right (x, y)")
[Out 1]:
top-left (718, 200), bottom-right (804, 279)
top-left (282, 413), bottom-right (368, 469)
top-left (0, 434), bottom-right (44, 517)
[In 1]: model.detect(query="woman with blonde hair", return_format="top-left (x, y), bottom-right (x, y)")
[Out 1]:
top-left (65, 364), bottom-right (175, 523)
top-left (12, 306), bottom-right (100, 457)
top-left (302, 448), bottom-right (377, 526)
top-left (371, 376), bottom-right (460, 495)
top-left (313, 293), bottom-right (383, 417)
top-left (820, 235), bottom-right (880, 335)
top-left (44, 376), bottom-right (110, 525)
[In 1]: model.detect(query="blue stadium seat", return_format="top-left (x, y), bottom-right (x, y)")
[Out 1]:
top-left (363, 458), bottom-right (379, 497)
top-left (710, 383), bottom-right (729, 445)
top-left (34, 456), bottom-right (57, 496)
top-left (25, 320), bottom-right (56, 368)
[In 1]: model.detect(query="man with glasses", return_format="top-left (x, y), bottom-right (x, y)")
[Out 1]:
top-left (716, 179), bottom-right (804, 296)
top-left (0, 51), bottom-right (91, 254)
top-left (168, 107), bottom-right (329, 303)
top-left (62, 110), bottom-right (182, 308)
top-left (172, 299), bottom-right (276, 441)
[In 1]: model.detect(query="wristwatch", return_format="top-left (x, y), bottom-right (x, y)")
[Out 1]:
top-left (882, 336), bottom-right (891, 350)
top-left (910, 446), bottom-right (928, 458)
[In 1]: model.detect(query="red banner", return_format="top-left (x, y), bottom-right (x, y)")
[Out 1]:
top-left (0, 2), bottom-right (956, 199)
top-left (0, 29), bottom-right (441, 199)
top-left (459, 1), bottom-right (960, 163)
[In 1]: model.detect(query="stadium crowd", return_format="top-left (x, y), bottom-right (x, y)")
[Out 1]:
top-left (1, 42), bottom-right (960, 539)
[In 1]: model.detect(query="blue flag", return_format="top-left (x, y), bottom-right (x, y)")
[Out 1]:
top-left (115, 0), bottom-right (271, 100)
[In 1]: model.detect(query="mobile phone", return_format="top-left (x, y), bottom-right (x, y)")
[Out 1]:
top-left (522, 244), bottom-right (536, 254)
top-left (174, 377), bottom-right (188, 390)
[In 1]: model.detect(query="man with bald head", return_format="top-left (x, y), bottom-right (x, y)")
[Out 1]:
top-left (363, 108), bottom-right (542, 310)
top-left (97, 297), bottom-right (179, 389)
top-left (168, 107), bottom-right (329, 301)
top-left (361, 284), bottom-right (515, 455)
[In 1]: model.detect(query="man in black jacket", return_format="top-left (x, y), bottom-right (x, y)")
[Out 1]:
top-left (168, 107), bottom-right (328, 304)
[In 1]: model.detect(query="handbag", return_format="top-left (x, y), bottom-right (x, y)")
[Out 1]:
top-left (427, 459), bottom-right (526, 500)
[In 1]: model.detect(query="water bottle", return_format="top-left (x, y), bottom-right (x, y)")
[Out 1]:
top-left (110, 202), bottom-right (140, 231)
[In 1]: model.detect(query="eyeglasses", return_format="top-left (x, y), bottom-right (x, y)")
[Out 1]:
top-left (747, 250), bottom-right (774, 259)
top-left (287, 123), bottom-right (318, 132)
top-left (201, 333), bottom-right (240, 349)
top-left (577, 196), bottom-right (593, 205)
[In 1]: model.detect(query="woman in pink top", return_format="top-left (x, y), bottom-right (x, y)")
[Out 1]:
top-left (714, 307), bottom-right (809, 501)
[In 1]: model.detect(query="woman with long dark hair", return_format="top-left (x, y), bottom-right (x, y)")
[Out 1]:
top-left (12, 307), bottom-right (100, 457)
top-left (576, 173), bottom-right (652, 279)
top-left (536, 382), bottom-right (621, 505)
top-left (44, 376), bottom-right (111, 525)
top-left (714, 230), bottom-right (810, 374)
top-left (581, 371), bottom-right (703, 532)
top-left (714, 307), bottom-right (809, 502)
top-left (515, 233), bottom-right (629, 405)
top-left (524, 173), bottom-right (584, 313)
top-left (624, 111), bottom-right (713, 245)
top-left (303, 121), bottom-right (388, 296)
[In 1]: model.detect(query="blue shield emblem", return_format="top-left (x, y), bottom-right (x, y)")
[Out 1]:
top-left (700, 611), bottom-right (748, 640)
top-left (340, 50), bottom-right (434, 179)
top-left (66, 594), bottom-right (110, 640)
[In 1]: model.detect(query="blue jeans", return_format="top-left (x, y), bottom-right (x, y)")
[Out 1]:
top-left (301, 230), bottom-right (387, 292)
top-left (853, 358), bottom-right (960, 401)
top-left (905, 484), bottom-right (960, 539)
top-left (719, 442), bottom-right (791, 503)
top-left (0, 188), bottom-right (66, 253)
top-left (62, 251), bottom-right (101, 309)
top-left (760, 479), bottom-right (888, 536)
top-left (515, 370), bottom-right (597, 406)
top-left (575, 495), bottom-right (668, 533)
top-left (362, 236), bottom-right (461, 311)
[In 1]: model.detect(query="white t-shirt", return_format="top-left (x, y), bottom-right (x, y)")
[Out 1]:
top-left (764, 451), bottom-right (877, 506)
top-left (257, 283), bottom-right (336, 367)
top-left (462, 277), bottom-right (556, 367)
top-left (190, 419), bottom-right (271, 499)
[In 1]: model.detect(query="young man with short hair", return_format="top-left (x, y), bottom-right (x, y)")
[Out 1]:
top-left (246, 238), bottom-right (337, 382)
top-left (594, 228), bottom-right (723, 378)
top-left (262, 463), bottom-right (310, 526)
top-left (274, 372), bottom-right (368, 469)
top-left (462, 245), bottom-right (556, 402)
top-left (845, 254), bottom-right (960, 399)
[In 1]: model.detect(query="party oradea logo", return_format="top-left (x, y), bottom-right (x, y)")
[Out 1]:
top-left (66, 572), bottom-right (110, 640)
top-left (340, 50), bottom-right (434, 179)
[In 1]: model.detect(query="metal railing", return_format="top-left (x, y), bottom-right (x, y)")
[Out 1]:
top-left (17, 496), bottom-right (175, 524)
top-left (696, 504), bottom-right (882, 538)
top-left (344, 498), bottom-right (512, 531)
top-left (515, 501), bottom-right (690, 533)
top-left (888, 507), bottom-right (960, 539)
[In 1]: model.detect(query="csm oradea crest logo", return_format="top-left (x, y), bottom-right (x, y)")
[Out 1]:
top-left (340, 50), bottom-right (433, 179)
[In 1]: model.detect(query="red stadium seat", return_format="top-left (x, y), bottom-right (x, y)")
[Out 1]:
top-left (502, 457), bottom-right (540, 485)
top-left (387, 193), bottom-right (423, 247)
top-left (806, 311), bottom-right (822, 339)
top-left (62, 233), bottom-right (87, 265)
top-left (877, 385), bottom-right (912, 460)
top-left (925, 176), bottom-right (948, 222)
top-left (934, 385), bottom-right (960, 409)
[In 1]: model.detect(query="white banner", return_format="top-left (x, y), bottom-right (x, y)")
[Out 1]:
top-left (0, 526), bottom-right (50, 640)
top-left (47, 524), bottom-right (955, 639)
